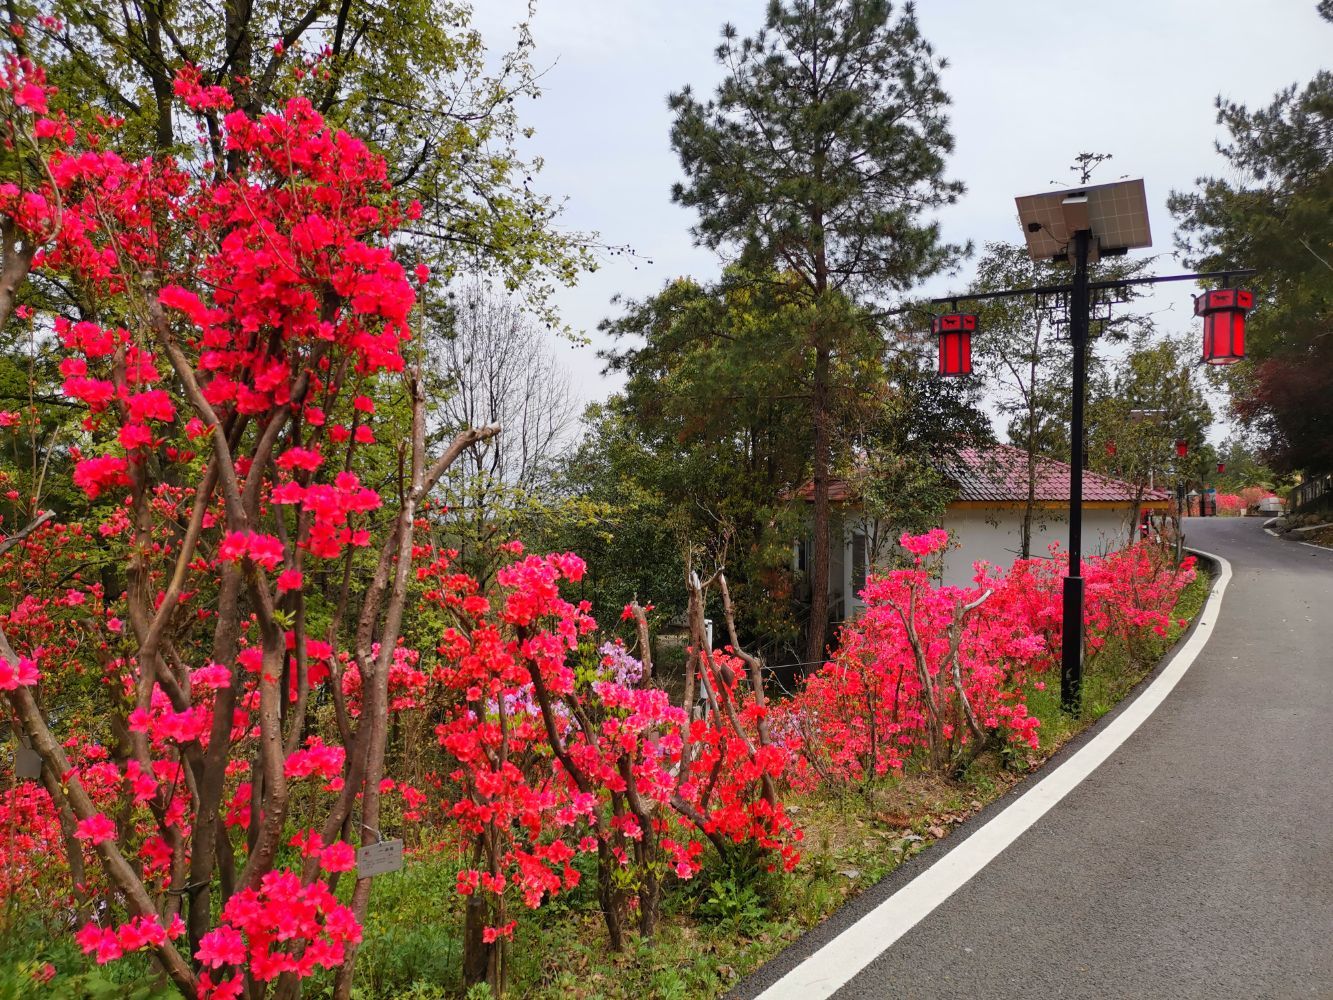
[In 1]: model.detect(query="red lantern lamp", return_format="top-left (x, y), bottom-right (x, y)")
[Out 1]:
top-left (1196, 288), bottom-right (1253, 365)
top-left (934, 312), bottom-right (976, 377)
top-left (1106, 441), bottom-right (1117, 457)
top-left (1217, 461), bottom-right (1226, 474)
top-left (1175, 439), bottom-right (1188, 459)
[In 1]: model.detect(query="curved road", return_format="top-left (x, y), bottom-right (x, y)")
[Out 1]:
top-left (740, 517), bottom-right (1333, 1000)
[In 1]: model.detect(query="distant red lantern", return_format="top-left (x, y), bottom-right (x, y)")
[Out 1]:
top-left (1175, 439), bottom-right (1188, 458)
top-left (1217, 461), bottom-right (1226, 474)
top-left (1196, 288), bottom-right (1253, 365)
top-left (934, 312), bottom-right (976, 377)
top-left (1106, 441), bottom-right (1117, 457)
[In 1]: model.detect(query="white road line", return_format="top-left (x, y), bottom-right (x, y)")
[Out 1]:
top-left (1261, 525), bottom-right (1331, 551)
top-left (755, 549), bottom-right (1234, 1000)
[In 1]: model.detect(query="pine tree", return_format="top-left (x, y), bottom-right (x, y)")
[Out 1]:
top-left (669, 0), bottom-right (965, 661)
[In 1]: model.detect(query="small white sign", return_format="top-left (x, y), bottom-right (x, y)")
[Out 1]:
top-left (14, 748), bottom-right (42, 780)
top-left (357, 838), bottom-right (404, 877)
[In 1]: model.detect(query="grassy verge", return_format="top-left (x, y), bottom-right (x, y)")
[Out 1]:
top-left (1302, 525), bottom-right (1333, 548)
top-left (0, 567), bottom-right (1213, 999)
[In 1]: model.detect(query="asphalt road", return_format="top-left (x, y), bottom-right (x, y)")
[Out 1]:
top-left (740, 517), bottom-right (1333, 1000)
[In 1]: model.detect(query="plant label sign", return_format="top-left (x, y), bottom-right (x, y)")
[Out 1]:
top-left (357, 838), bottom-right (404, 877)
top-left (14, 748), bottom-right (42, 780)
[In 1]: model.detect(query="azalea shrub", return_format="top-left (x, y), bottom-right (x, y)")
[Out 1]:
top-left (0, 47), bottom-right (495, 1000)
top-left (419, 547), bottom-right (800, 991)
top-left (0, 52), bottom-right (802, 998)
top-left (779, 531), bottom-right (1196, 785)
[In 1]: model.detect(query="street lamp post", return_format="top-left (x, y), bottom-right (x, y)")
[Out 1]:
top-left (1062, 228), bottom-right (1091, 709)
top-left (926, 177), bottom-right (1256, 715)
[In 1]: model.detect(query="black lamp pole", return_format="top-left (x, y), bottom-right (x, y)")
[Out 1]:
top-left (1061, 229), bottom-right (1091, 712)
top-left (927, 264), bottom-right (1253, 716)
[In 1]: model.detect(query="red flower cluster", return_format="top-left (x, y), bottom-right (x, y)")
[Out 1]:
top-left (194, 869), bottom-right (362, 995)
top-left (779, 535), bottom-right (1196, 782)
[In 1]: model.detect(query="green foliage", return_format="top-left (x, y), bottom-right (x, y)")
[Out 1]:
top-left (1169, 7), bottom-right (1333, 475)
top-left (963, 240), bottom-right (1171, 556)
top-left (1213, 434), bottom-right (1280, 493)
top-left (970, 241), bottom-right (1162, 461)
top-left (21, 0), bottom-right (593, 323)
top-left (1087, 332), bottom-right (1213, 507)
top-left (667, 0), bottom-right (968, 660)
top-left (696, 878), bottom-right (767, 934)
top-left (541, 398), bottom-right (691, 625)
top-left (845, 348), bottom-right (992, 548)
top-left (0, 911), bottom-right (172, 1000)
top-left (596, 272), bottom-right (841, 642)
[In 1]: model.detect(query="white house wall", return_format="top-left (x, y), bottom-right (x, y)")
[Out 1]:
top-left (938, 505), bottom-right (1137, 588)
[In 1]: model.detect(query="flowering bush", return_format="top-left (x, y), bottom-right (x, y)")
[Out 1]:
top-left (778, 534), bottom-right (1196, 784)
top-left (0, 50), bottom-right (493, 999)
top-left (419, 549), bottom-right (801, 989)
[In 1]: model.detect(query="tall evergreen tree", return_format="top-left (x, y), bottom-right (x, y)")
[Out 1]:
top-left (600, 271), bottom-right (845, 655)
top-left (669, 0), bottom-right (965, 661)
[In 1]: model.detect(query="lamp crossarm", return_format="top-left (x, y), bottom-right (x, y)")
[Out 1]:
top-left (927, 268), bottom-right (1258, 307)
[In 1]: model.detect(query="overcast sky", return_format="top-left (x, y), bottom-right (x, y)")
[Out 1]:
top-left (469, 0), bottom-right (1331, 438)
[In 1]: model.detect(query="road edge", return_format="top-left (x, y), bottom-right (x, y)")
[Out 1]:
top-left (732, 549), bottom-right (1233, 1000)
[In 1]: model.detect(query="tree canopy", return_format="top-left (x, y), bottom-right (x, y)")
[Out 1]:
top-left (1169, 4), bottom-right (1333, 476)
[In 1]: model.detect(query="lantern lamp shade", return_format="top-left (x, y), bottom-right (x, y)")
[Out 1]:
top-left (1175, 439), bottom-right (1188, 458)
top-left (1196, 288), bottom-right (1253, 365)
top-left (934, 312), bottom-right (976, 376)
top-left (1217, 461), bottom-right (1226, 474)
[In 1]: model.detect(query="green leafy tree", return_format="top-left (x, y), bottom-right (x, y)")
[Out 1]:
top-left (969, 241), bottom-right (1156, 556)
top-left (540, 399), bottom-right (695, 633)
top-left (1213, 433), bottom-right (1279, 493)
top-left (840, 348), bottom-right (992, 570)
top-left (12, 1), bottom-right (593, 321)
top-left (1169, 3), bottom-right (1333, 475)
top-left (599, 273), bottom-right (832, 654)
top-left (668, 0), bottom-right (966, 660)
top-left (1088, 333), bottom-right (1212, 542)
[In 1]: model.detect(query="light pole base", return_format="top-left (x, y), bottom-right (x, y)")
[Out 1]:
top-left (1061, 574), bottom-right (1084, 714)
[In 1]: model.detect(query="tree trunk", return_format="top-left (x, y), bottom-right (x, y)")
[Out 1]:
top-left (1129, 486), bottom-right (1144, 547)
top-left (805, 344), bottom-right (833, 667)
top-left (1022, 395), bottom-right (1038, 559)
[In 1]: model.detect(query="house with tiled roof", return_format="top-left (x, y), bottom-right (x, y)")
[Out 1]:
top-left (934, 443), bottom-right (1170, 586)
top-left (794, 442), bottom-right (1171, 623)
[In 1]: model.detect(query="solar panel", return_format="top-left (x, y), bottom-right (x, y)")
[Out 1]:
top-left (1014, 178), bottom-right (1152, 262)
